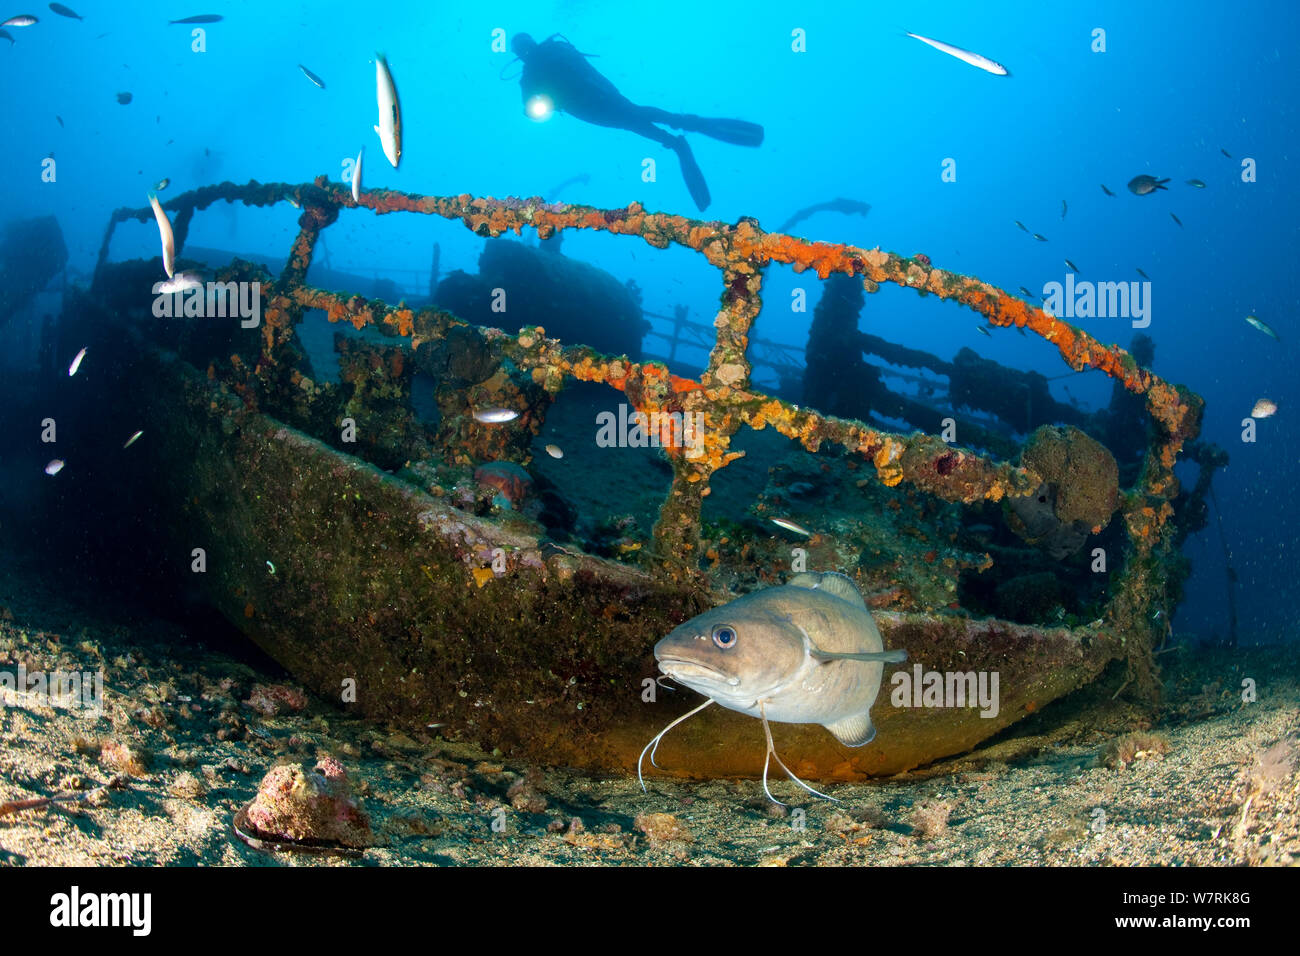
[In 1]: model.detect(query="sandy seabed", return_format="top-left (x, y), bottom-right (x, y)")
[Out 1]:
top-left (0, 547), bottom-right (1296, 868)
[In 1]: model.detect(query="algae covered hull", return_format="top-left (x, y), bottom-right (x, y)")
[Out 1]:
top-left (101, 346), bottom-right (1118, 779)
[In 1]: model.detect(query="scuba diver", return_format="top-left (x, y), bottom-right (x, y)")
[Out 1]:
top-left (510, 33), bottom-right (764, 212)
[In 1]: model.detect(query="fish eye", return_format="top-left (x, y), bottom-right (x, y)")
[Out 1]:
top-left (711, 625), bottom-right (737, 649)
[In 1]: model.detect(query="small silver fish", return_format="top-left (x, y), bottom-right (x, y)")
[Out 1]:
top-left (67, 346), bottom-right (87, 376)
top-left (769, 516), bottom-right (810, 537)
top-left (123, 430), bottom-right (144, 448)
top-left (544, 443), bottom-right (563, 459)
top-left (1019, 286), bottom-right (1037, 299)
top-left (374, 53), bottom-right (402, 168)
top-left (352, 146), bottom-right (363, 203)
top-left (473, 407), bottom-right (519, 424)
top-left (286, 196), bottom-right (301, 208)
top-left (1136, 268), bottom-right (1150, 279)
top-left (1032, 233), bottom-right (1047, 242)
top-left (1186, 179), bottom-right (1206, 188)
top-left (1, 14), bottom-right (37, 26)
top-left (45, 459), bottom-right (64, 475)
top-left (976, 325), bottom-right (992, 337)
top-left (904, 31), bottom-right (1008, 75)
top-left (154, 177), bottom-right (169, 191)
top-left (1014, 220), bottom-right (1028, 232)
top-left (1170, 212), bottom-right (1183, 228)
top-left (1251, 398), bottom-right (1277, 419)
top-left (298, 63), bottom-right (326, 89)
top-left (643, 572), bottom-right (906, 804)
top-left (147, 190), bottom-right (175, 278)
top-left (1245, 315), bottom-right (1279, 340)
top-left (1064, 258), bottom-right (1079, 273)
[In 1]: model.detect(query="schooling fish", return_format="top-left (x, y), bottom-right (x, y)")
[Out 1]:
top-left (1245, 314), bottom-right (1279, 340)
top-left (544, 443), bottom-right (563, 459)
top-left (1251, 398), bottom-right (1277, 419)
top-left (147, 190), bottom-right (175, 278)
top-left (55, 114), bottom-right (63, 127)
top-left (0, 28), bottom-right (12, 43)
top-left (769, 516), bottom-right (811, 537)
top-left (298, 63), bottom-right (325, 89)
top-left (1061, 199), bottom-right (1067, 219)
top-left (1014, 220), bottom-right (1028, 233)
top-left (1100, 184), bottom-right (1115, 196)
top-left (1032, 233), bottom-right (1048, 242)
top-left (473, 407), bottom-right (519, 424)
top-left (1186, 178), bottom-right (1206, 188)
top-left (1221, 148), bottom-right (1232, 158)
top-left (169, 14), bottom-right (222, 24)
top-left (643, 571), bottom-right (906, 804)
top-left (904, 31), bottom-right (1009, 75)
top-left (1136, 267), bottom-right (1150, 279)
top-left (1, 14), bottom-right (37, 26)
top-left (49, 3), bottom-right (82, 19)
top-left (976, 325), bottom-right (991, 336)
top-left (123, 430), bottom-right (144, 448)
top-left (153, 177), bottom-right (169, 191)
top-left (45, 459), bottom-right (65, 476)
top-left (116, 91), bottom-right (132, 105)
top-left (374, 53), bottom-right (402, 167)
top-left (1065, 258), bottom-right (1079, 273)
top-left (1128, 174), bottom-right (1170, 195)
top-left (351, 146), bottom-right (363, 203)
top-left (1019, 286), bottom-right (1037, 299)
top-left (67, 346), bottom-right (86, 376)
top-left (1170, 212), bottom-right (1183, 228)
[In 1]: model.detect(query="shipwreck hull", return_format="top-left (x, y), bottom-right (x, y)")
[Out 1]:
top-left (118, 348), bottom-right (1121, 778)
top-left (63, 177), bottom-right (1209, 779)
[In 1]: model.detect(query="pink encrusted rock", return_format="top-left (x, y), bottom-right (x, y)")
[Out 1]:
top-left (244, 682), bottom-right (309, 716)
top-left (243, 757), bottom-right (373, 848)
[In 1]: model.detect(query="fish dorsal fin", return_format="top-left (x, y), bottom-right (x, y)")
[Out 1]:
top-left (787, 571), bottom-right (866, 609)
top-left (824, 713), bottom-right (876, 748)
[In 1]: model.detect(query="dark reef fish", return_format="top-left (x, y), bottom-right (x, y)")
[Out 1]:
top-left (0, 28), bottom-right (11, 43)
top-left (1170, 212), bottom-right (1183, 228)
top-left (641, 571), bottom-right (905, 804)
top-left (1128, 174), bottom-right (1170, 195)
top-left (116, 91), bottom-right (132, 104)
top-left (169, 14), bottom-right (222, 24)
top-left (777, 198), bottom-right (871, 234)
top-left (49, 3), bottom-right (82, 19)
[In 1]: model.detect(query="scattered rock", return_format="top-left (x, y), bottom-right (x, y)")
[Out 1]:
top-left (241, 756), bottom-right (373, 848)
top-left (634, 812), bottom-right (693, 848)
top-left (168, 771), bottom-right (207, 800)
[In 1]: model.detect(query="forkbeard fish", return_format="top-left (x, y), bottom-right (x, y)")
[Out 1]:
top-left (641, 571), bottom-right (906, 805)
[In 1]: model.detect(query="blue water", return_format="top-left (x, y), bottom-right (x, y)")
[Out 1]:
top-left (2, 0), bottom-right (1296, 642)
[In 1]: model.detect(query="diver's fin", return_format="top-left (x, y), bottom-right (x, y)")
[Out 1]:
top-left (788, 571), bottom-right (867, 609)
top-left (824, 713), bottom-right (876, 748)
top-left (672, 136), bottom-right (711, 211)
top-left (674, 114), bottom-right (765, 147)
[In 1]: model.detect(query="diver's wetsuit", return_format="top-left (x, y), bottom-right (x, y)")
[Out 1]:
top-left (512, 33), bottom-right (763, 211)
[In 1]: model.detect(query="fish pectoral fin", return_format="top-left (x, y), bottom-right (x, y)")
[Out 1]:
top-left (824, 713), bottom-right (876, 748)
top-left (808, 647), bottom-right (907, 664)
